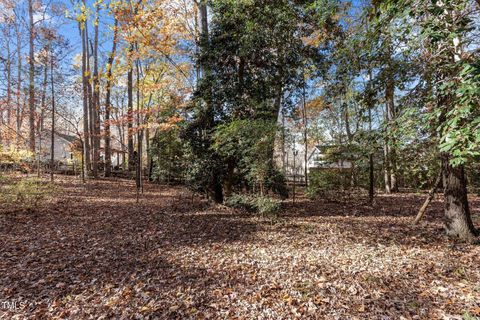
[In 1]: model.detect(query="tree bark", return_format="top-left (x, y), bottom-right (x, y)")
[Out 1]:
top-left (39, 63), bottom-right (48, 133)
top-left (104, 18), bottom-right (118, 177)
top-left (91, 4), bottom-right (101, 178)
top-left (127, 43), bottom-right (134, 172)
top-left (385, 75), bottom-right (398, 192)
top-left (50, 48), bottom-right (55, 182)
top-left (80, 19), bottom-right (91, 177)
top-left (28, 0), bottom-right (35, 152)
top-left (368, 105), bottom-right (375, 205)
top-left (302, 74), bottom-right (308, 187)
top-left (15, 19), bottom-right (23, 147)
top-left (6, 33), bottom-right (11, 131)
top-left (198, 0), bottom-right (223, 203)
top-left (442, 154), bottom-right (478, 242)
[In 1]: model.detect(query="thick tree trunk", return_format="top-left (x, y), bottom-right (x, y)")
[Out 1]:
top-left (224, 159), bottom-right (235, 198)
top-left (28, 0), bottom-right (35, 152)
top-left (442, 155), bottom-right (478, 241)
top-left (104, 18), bottom-right (118, 177)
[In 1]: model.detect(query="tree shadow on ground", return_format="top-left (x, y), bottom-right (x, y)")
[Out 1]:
top-left (0, 177), bottom-right (259, 318)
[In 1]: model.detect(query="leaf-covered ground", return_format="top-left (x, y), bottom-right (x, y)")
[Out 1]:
top-left (0, 176), bottom-right (479, 319)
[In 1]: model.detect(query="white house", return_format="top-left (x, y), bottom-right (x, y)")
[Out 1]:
top-left (35, 130), bottom-right (77, 163)
top-left (306, 144), bottom-right (353, 172)
top-left (35, 130), bottom-right (126, 170)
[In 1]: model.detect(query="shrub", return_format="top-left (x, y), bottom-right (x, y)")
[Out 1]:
top-left (224, 193), bottom-right (255, 212)
top-left (306, 169), bottom-right (350, 200)
top-left (0, 177), bottom-right (55, 210)
top-left (225, 193), bottom-right (281, 217)
top-left (253, 196), bottom-right (281, 217)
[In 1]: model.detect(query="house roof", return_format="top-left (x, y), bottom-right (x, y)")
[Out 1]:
top-left (36, 130), bottom-right (78, 143)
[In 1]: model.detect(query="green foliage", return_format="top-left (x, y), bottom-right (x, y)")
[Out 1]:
top-left (212, 119), bottom-right (283, 195)
top-left (0, 177), bottom-right (55, 210)
top-left (224, 193), bottom-right (281, 217)
top-left (150, 127), bottom-right (186, 183)
top-left (224, 193), bottom-right (256, 212)
top-left (0, 146), bottom-right (35, 172)
top-left (306, 169), bottom-right (351, 200)
top-left (439, 61), bottom-right (480, 165)
top-left (253, 196), bottom-right (281, 218)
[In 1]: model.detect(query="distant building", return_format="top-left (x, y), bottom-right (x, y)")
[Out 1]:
top-left (35, 130), bottom-right (77, 163)
top-left (35, 130), bottom-right (127, 170)
top-left (307, 144), bottom-right (353, 172)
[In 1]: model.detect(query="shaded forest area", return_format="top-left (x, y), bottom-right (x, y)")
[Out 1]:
top-left (1, 0), bottom-right (480, 318)
top-left (0, 176), bottom-right (479, 318)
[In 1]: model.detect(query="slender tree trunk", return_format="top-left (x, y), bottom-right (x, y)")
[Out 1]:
top-left (50, 50), bottom-right (55, 183)
top-left (28, 0), bottom-right (35, 152)
top-left (135, 58), bottom-right (142, 194)
top-left (80, 20), bottom-right (91, 177)
top-left (414, 170), bottom-right (442, 225)
top-left (39, 64), bottom-right (48, 133)
top-left (368, 107), bottom-right (374, 205)
top-left (6, 36), bottom-right (11, 132)
top-left (92, 4), bottom-right (101, 178)
top-left (441, 154), bottom-right (478, 241)
top-left (15, 21), bottom-right (23, 147)
top-left (383, 134), bottom-right (391, 193)
top-left (385, 75), bottom-right (398, 192)
top-left (301, 74), bottom-right (308, 187)
top-left (84, 22), bottom-right (97, 177)
top-left (127, 44), bottom-right (134, 172)
top-left (104, 18), bottom-right (118, 177)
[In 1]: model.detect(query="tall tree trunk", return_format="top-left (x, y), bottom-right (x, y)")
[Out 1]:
top-left (442, 154), bottom-right (478, 241)
top-left (198, 0), bottom-right (222, 203)
top-left (281, 110), bottom-right (286, 175)
top-left (39, 64), bottom-right (48, 133)
top-left (85, 22), bottom-right (98, 177)
top-left (385, 74), bottom-right (398, 192)
top-left (91, 5), bottom-right (101, 178)
top-left (6, 35), bottom-right (11, 131)
top-left (80, 20), bottom-right (91, 177)
top-left (301, 74), bottom-right (308, 187)
top-left (127, 44), bottom-right (134, 172)
top-left (104, 18), bottom-right (118, 177)
top-left (28, 0), bottom-right (35, 152)
top-left (368, 107), bottom-right (374, 205)
top-left (15, 20), bottom-right (23, 147)
top-left (135, 57), bottom-right (142, 194)
top-left (383, 129), bottom-right (391, 193)
top-left (50, 48), bottom-right (55, 183)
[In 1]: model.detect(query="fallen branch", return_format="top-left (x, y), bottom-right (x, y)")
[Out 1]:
top-left (413, 171), bottom-right (443, 225)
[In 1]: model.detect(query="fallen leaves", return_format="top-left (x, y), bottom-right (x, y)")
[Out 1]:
top-left (0, 176), bottom-right (479, 319)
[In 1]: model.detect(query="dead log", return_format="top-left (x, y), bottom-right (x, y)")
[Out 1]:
top-left (413, 171), bottom-right (443, 225)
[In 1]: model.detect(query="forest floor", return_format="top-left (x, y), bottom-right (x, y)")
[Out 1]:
top-left (0, 176), bottom-right (479, 319)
